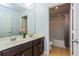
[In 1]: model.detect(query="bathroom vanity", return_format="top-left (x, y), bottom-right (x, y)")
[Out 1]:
top-left (0, 4), bottom-right (44, 56)
top-left (0, 33), bottom-right (44, 56)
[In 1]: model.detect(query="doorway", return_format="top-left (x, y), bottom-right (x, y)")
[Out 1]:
top-left (49, 3), bottom-right (71, 56)
top-left (20, 16), bottom-right (27, 34)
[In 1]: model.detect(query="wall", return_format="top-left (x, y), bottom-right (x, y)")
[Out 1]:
top-left (0, 5), bottom-right (22, 37)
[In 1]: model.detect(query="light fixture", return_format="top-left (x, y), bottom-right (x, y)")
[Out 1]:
top-left (55, 7), bottom-right (58, 10)
top-left (24, 2), bottom-right (33, 9)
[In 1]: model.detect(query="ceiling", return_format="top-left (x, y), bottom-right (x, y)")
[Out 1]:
top-left (8, 3), bottom-right (27, 11)
top-left (0, 3), bottom-right (28, 12)
top-left (49, 3), bottom-right (70, 17)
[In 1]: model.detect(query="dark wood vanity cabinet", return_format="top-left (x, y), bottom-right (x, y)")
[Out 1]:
top-left (33, 37), bottom-right (44, 56)
top-left (16, 47), bottom-right (32, 56)
top-left (16, 52), bottom-right (23, 56)
top-left (23, 47), bottom-right (32, 56)
top-left (2, 42), bottom-right (32, 56)
top-left (33, 45), bottom-right (39, 56)
top-left (0, 37), bottom-right (44, 56)
top-left (39, 43), bottom-right (44, 55)
top-left (0, 51), bottom-right (1, 56)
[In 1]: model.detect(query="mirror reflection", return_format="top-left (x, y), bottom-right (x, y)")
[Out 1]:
top-left (0, 3), bottom-right (36, 38)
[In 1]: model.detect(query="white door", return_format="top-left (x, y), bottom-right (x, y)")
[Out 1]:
top-left (71, 3), bottom-right (78, 56)
top-left (77, 4), bottom-right (79, 56)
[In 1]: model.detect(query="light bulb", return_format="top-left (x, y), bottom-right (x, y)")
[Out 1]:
top-left (55, 7), bottom-right (58, 9)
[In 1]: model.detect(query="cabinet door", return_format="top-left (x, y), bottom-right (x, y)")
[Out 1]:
top-left (41, 38), bottom-right (44, 52)
top-left (2, 41), bottom-right (32, 56)
top-left (2, 46), bottom-right (22, 56)
top-left (23, 48), bottom-right (32, 56)
top-left (33, 45), bottom-right (39, 56)
top-left (39, 43), bottom-right (43, 56)
top-left (33, 39), bottom-right (41, 46)
top-left (0, 51), bottom-right (1, 56)
top-left (16, 53), bottom-right (23, 56)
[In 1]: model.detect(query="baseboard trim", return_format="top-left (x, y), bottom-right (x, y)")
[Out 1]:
top-left (52, 40), bottom-right (65, 48)
top-left (42, 50), bottom-right (49, 56)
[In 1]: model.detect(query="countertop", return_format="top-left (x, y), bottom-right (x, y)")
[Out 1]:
top-left (0, 33), bottom-right (44, 51)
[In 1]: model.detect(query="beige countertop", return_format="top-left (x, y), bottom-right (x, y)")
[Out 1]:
top-left (0, 33), bottom-right (44, 51)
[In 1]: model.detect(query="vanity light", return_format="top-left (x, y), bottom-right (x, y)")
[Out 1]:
top-left (22, 28), bottom-right (26, 32)
top-left (55, 6), bottom-right (58, 10)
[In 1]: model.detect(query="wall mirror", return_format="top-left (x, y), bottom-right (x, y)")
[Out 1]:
top-left (0, 3), bottom-right (36, 38)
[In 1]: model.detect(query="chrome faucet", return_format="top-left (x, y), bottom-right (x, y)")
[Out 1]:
top-left (10, 38), bottom-right (16, 41)
top-left (9, 32), bottom-right (16, 41)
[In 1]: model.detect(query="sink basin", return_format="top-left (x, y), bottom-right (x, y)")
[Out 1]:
top-left (25, 35), bottom-right (35, 39)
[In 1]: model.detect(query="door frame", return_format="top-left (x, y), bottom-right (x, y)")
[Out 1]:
top-left (71, 3), bottom-right (78, 56)
top-left (48, 3), bottom-right (72, 56)
top-left (69, 3), bottom-right (73, 56)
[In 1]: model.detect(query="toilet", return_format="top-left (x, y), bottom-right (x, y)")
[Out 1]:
top-left (49, 41), bottom-right (53, 50)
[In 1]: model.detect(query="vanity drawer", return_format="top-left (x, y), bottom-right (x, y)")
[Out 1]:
top-left (2, 41), bottom-right (32, 56)
top-left (2, 45), bottom-right (22, 56)
top-left (33, 38), bottom-right (41, 46)
top-left (21, 42), bottom-right (32, 50)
